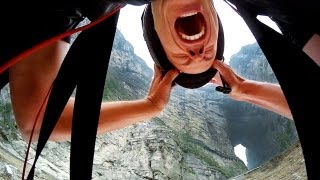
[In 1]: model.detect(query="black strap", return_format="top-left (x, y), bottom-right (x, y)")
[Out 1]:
top-left (215, 58), bottom-right (232, 94)
top-left (27, 27), bottom-right (80, 180)
top-left (27, 11), bottom-right (120, 180)
top-left (226, 1), bottom-right (320, 179)
top-left (70, 11), bottom-right (119, 180)
top-left (0, 70), bottom-right (9, 90)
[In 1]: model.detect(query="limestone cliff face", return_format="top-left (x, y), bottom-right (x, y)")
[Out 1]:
top-left (230, 142), bottom-right (306, 180)
top-left (0, 32), bottom-right (298, 179)
top-left (225, 43), bottom-right (299, 169)
top-left (104, 30), bottom-right (153, 101)
top-left (90, 30), bottom-right (247, 179)
top-left (0, 29), bottom-right (246, 179)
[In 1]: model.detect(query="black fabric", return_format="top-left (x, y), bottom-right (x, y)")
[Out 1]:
top-left (0, 6), bottom-right (84, 68)
top-left (109, 0), bottom-right (150, 6)
top-left (228, 0), bottom-right (320, 49)
top-left (0, 70), bottom-right (9, 90)
top-left (142, 3), bottom-right (225, 89)
top-left (26, 10), bottom-right (120, 180)
top-left (226, 1), bottom-right (320, 179)
top-left (0, 0), bottom-right (124, 68)
top-left (70, 10), bottom-right (119, 180)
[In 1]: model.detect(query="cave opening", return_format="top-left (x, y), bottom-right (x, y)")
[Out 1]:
top-left (234, 144), bottom-right (248, 167)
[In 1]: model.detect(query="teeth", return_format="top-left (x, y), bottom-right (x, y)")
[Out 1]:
top-left (179, 26), bottom-right (205, 41)
top-left (180, 12), bottom-right (198, 18)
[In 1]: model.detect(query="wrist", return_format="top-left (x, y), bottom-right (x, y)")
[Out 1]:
top-left (145, 96), bottom-right (164, 116)
top-left (229, 79), bottom-right (252, 101)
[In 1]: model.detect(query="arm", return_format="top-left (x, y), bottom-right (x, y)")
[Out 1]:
top-left (211, 60), bottom-right (293, 120)
top-left (9, 40), bottom-right (179, 142)
top-left (49, 65), bottom-right (178, 142)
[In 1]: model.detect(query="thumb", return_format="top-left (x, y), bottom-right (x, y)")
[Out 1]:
top-left (210, 70), bottom-right (222, 85)
top-left (162, 69), bottom-right (179, 87)
top-left (212, 59), bottom-right (233, 77)
top-left (212, 60), bottom-right (224, 72)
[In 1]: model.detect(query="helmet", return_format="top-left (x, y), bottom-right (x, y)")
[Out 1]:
top-left (141, 3), bottom-right (224, 89)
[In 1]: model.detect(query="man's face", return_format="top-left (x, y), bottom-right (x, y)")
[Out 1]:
top-left (151, 0), bottom-right (219, 74)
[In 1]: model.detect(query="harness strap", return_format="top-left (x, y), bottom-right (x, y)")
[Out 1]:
top-left (70, 10), bottom-right (119, 180)
top-left (0, 70), bottom-right (8, 90)
top-left (26, 7), bottom-right (122, 180)
top-left (225, 1), bottom-right (320, 178)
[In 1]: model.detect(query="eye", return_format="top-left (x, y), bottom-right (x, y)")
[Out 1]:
top-left (173, 54), bottom-right (188, 59)
top-left (205, 46), bottom-right (214, 55)
top-left (172, 54), bottom-right (190, 65)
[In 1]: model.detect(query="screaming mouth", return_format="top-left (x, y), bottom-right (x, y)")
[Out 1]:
top-left (175, 12), bottom-right (206, 41)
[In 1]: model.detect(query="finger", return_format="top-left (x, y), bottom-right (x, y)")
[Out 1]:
top-left (154, 70), bottom-right (179, 99)
top-left (161, 69), bottom-right (179, 88)
top-left (210, 73), bottom-right (222, 85)
top-left (212, 59), bottom-right (231, 75)
top-left (149, 65), bottom-right (162, 94)
top-left (152, 64), bottom-right (163, 84)
top-left (212, 59), bottom-right (223, 71)
top-left (153, 64), bottom-right (162, 77)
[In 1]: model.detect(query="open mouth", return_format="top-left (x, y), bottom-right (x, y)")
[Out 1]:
top-left (175, 12), bottom-right (206, 41)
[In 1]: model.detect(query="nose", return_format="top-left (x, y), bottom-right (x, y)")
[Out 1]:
top-left (188, 46), bottom-right (205, 61)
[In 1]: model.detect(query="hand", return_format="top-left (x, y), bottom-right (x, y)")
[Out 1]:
top-left (211, 60), bottom-right (245, 100)
top-left (146, 64), bottom-right (179, 113)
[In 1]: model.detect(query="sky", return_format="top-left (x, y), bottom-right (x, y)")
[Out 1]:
top-left (234, 144), bottom-right (248, 166)
top-left (116, 1), bottom-right (281, 165)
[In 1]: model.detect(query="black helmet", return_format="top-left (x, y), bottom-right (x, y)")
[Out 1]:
top-left (109, 0), bottom-right (151, 6)
top-left (141, 3), bottom-right (225, 89)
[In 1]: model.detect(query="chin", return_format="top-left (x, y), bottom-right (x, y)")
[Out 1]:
top-left (182, 66), bottom-right (212, 74)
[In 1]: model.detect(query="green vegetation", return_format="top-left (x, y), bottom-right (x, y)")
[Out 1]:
top-left (176, 132), bottom-right (243, 178)
top-left (275, 121), bottom-right (296, 152)
top-left (103, 72), bottom-right (132, 101)
top-left (0, 102), bottom-right (18, 141)
top-left (226, 160), bottom-right (248, 176)
top-left (103, 66), bottom-right (150, 101)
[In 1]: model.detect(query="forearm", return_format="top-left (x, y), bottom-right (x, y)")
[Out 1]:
top-left (97, 99), bottom-right (159, 134)
top-left (233, 80), bottom-right (293, 120)
top-left (49, 98), bottom-right (159, 141)
top-left (54, 64), bottom-right (178, 140)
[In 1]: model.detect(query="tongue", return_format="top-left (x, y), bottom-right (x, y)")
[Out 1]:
top-left (176, 14), bottom-right (202, 36)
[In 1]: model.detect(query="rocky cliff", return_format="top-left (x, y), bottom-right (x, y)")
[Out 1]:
top-left (230, 141), bottom-right (307, 180)
top-left (0, 31), bottom-right (301, 179)
top-left (225, 43), bottom-right (299, 169)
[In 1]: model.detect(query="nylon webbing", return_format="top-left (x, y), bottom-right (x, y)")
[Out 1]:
top-left (70, 11), bottom-right (119, 180)
top-left (0, 70), bottom-right (8, 90)
top-left (26, 11), bottom-right (120, 180)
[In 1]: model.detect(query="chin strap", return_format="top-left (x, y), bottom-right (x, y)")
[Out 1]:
top-left (215, 57), bottom-right (232, 94)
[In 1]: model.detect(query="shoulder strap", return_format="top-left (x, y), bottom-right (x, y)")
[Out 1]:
top-left (224, 1), bottom-right (320, 178)
top-left (0, 70), bottom-right (8, 90)
top-left (25, 6), bottom-right (122, 180)
top-left (69, 10), bottom-right (120, 180)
